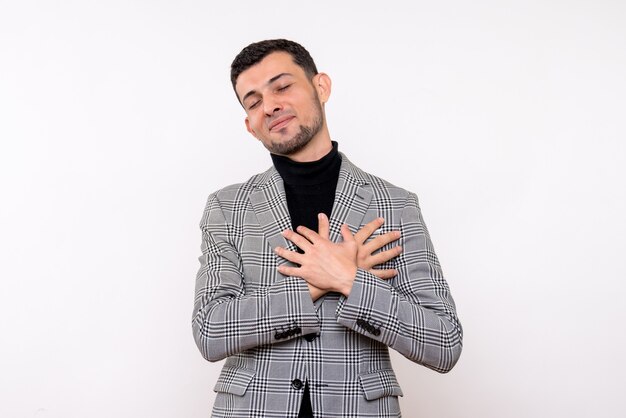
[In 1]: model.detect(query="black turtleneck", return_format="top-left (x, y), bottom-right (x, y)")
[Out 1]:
top-left (271, 141), bottom-right (342, 232)
top-left (271, 141), bottom-right (341, 418)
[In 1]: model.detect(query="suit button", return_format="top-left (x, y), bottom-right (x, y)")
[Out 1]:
top-left (291, 379), bottom-right (303, 390)
top-left (303, 333), bottom-right (317, 342)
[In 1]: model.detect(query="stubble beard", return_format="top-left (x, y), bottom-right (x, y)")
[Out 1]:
top-left (264, 99), bottom-right (324, 157)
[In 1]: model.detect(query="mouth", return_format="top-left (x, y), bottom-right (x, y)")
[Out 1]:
top-left (269, 116), bottom-right (295, 132)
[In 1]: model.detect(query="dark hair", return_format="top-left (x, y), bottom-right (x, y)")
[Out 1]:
top-left (230, 39), bottom-right (319, 93)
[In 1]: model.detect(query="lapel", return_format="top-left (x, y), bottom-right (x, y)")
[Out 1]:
top-left (328, 153), bottom-right (373, 241)
top-left (248, 168), bottom-right (296, 265)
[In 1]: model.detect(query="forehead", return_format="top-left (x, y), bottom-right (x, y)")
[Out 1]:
top-left (235, 51), bottom-right (306, 98)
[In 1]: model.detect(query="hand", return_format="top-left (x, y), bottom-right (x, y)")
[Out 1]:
top-left (354, 217), bottom-right (402, 279)
top-left (276, 214), bottom-right (358, 298)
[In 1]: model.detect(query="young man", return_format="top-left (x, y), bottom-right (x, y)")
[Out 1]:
top-left (193, 39), bottom-right (462, 418)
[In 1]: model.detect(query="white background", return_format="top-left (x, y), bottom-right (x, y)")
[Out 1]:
top-left (1, 1), bottom-right (625, 417)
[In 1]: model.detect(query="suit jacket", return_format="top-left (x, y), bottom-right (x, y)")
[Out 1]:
top-left (192, 154), bottom-right (462, 418)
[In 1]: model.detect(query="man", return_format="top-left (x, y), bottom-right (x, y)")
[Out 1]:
top-left (192, 39), bottom-right (462, 418)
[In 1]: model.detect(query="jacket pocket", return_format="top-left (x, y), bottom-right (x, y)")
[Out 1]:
top-left (213, 366), bottom-right (256, 396)
top-left (358, 369), bottom-right (404, 400)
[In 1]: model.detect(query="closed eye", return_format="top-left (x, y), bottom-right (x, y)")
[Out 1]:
top-left (248, 100), bottom-right (260, 110)
top-left (278, 84), bottom-right (292, 92)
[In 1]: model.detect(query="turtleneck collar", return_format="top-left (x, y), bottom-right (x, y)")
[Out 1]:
top-left (271, 141), bottom-right (342, 186)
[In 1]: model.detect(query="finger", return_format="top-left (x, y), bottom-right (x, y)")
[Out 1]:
top-left (295, 225), bottom-right (322, 244)
top-left (317, 213), bottom-right (330, 240)
top-left (274, 246), bottom-right (305, 265)
top-left (340, 223), bottom-right (355, 243)
top-left (277, 265), bottom-right (302, 277)
top-left (282, 229), bottom-right (313, 252)
top-left (369, 268), bottom-right (398, 280)
top-left (363, 230), bottom-right (401, 254)
top-left (353, 217), bottom-right (385, 244)
top-left (367, 246), bottom-right (403, 267)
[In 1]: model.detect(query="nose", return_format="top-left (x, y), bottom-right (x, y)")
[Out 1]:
top-left (263, 94), bottom-right (282, 116)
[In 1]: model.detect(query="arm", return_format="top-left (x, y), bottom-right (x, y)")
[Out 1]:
top-left (336, 193), bottom-right (463, 373)
top-left (191, 194), bottom-right (320, 362)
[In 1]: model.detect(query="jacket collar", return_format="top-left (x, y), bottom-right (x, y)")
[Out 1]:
top-left (249, 152), bottom-right (374, 254)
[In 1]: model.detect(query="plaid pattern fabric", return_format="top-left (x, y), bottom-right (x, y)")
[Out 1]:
top-left (193, 154), bottom-right (463, 418)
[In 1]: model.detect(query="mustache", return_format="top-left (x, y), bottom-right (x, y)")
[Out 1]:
top-left (267, 112), bottom-right (295, 130)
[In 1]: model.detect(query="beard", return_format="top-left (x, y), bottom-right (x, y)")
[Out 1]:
top-left (263, 97), bottom-right (324, 156)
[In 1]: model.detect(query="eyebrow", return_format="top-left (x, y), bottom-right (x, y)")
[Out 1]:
top-left (241, 72), bottom-right (293, 104)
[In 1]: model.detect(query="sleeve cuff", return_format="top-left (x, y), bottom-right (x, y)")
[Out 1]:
top-left (335, 268), bottom-right (396, 330)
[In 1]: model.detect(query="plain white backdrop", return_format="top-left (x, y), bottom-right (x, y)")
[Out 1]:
top-left (1, 1), bottom-right (625, 417)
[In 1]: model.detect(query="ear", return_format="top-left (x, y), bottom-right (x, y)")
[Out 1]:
top-left (313, 73), bottom-right (332, 104)
top-left (244, 117), bottom-right (258, 139)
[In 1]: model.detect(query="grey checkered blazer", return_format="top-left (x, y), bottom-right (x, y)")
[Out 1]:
top-left (193, 153), bottom-right (462, 418)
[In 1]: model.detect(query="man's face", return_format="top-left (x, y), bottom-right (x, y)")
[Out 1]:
top-left (235, 52), bottom-right (326, 156)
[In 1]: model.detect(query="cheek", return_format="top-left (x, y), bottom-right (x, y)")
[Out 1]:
top-left (248, 115), bottom-right (262, 132)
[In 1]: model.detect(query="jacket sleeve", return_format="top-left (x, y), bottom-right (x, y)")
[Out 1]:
top-left (192, 193), bottom-right (321, 362)
top-left (336, 192), bottom-right (463, 373)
